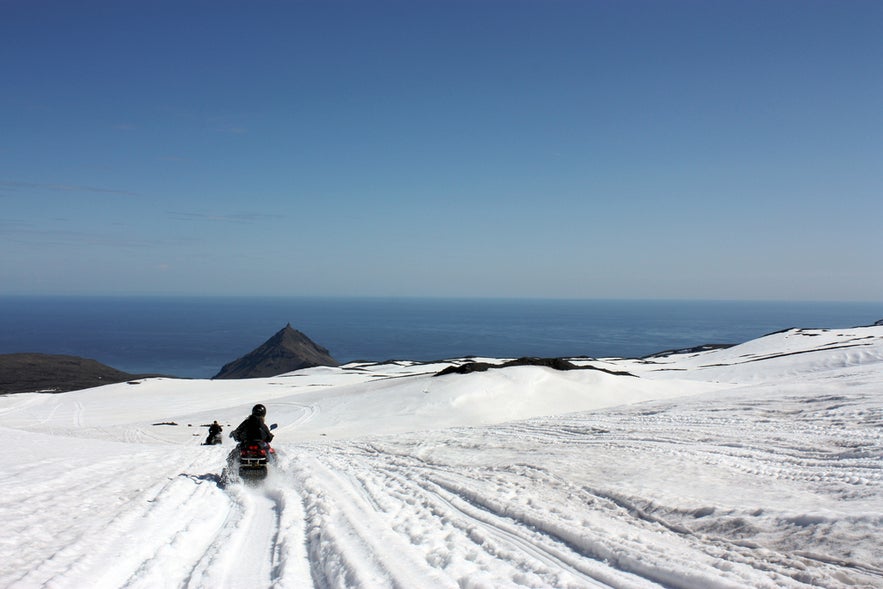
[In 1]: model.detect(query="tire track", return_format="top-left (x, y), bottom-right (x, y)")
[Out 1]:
top-left (204, 484), bottom-right (280, 587)
top-left (284, 452), bottom-right (452, 589)
top-left (302, 445), bottom-right (649, 588)
top-left (16, 458), bottom-right (221, 588)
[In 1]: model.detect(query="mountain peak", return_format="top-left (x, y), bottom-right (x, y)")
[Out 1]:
top-left (213, 325), bottom-right (339, 379)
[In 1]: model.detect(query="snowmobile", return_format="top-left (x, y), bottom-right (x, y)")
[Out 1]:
top-left (223, 423), bottom-right (278, 484)
top-left (203, 421), bottom-right (224, 445)
top-left (236, 438), bottom-right (276, 479)
top-left (203, 431), bottom-right (223, 445)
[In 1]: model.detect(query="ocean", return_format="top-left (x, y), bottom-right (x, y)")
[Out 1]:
top-left (1, 296), bottom-right (881, 379)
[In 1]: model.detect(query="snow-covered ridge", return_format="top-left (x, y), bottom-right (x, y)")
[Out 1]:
top-left (1, 326), bottom-right (881, 588)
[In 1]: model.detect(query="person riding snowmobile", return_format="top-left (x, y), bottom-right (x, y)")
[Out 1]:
top-left (226, 404), bottom-right (274, 472)
top-left (231, 404), bottom-right (274, 443)
top-left (205, 420), bottom-right (223, 445)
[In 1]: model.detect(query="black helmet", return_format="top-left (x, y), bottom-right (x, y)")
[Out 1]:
top-left (252, 404), bottom-right (266, 417)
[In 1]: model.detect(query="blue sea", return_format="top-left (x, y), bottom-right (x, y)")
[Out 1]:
top-left (1, 297), bottom-right (880, 379)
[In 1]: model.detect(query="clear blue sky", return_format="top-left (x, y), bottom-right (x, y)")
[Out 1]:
top-left (2, 0), bottom-right (881, 300)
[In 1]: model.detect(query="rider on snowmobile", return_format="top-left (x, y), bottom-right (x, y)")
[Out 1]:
top-left (205, 420), bottom-right (223, 444)
top-left (231, 404), bottom-right (274, 443)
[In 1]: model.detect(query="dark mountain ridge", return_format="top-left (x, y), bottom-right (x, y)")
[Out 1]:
top-left (213, 324), bottom-right (339, 379)
top-left (0, 353), bottom-right (155, 395)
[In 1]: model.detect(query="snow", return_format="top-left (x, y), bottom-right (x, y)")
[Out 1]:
top-left (1, 326), bottom-right (882, 588)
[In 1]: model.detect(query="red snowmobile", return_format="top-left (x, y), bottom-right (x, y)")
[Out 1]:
top-left (236, 438), bottom-right (276, 479)
top-left (223, 423), bottom-right (277, 484)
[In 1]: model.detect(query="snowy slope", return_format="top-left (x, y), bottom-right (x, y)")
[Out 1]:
top-left (1, 326), bottom-right (881, 588)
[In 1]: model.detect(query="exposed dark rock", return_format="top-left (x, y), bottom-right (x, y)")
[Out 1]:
top-left (0, 353), bottom-right (154, 395)
top-left (643, 344), bottom-right (735, 359)
top-left (213, 324), bottom-right (339, 379)
top-left (434, 357), bottom-right (635, 377)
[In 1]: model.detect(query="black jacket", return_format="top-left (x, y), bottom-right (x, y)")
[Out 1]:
top-left (232, 415), bottom-right (273, 443)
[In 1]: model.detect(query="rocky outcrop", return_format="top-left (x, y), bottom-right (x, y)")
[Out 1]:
top-left (0, 353), bottom-right (147, 394)
top-left (213, 324), bottom-right (339, 379)
top-left (643, 343), bottom-right (734, 359)
top-left (434, 357), bottom-right (635, 377)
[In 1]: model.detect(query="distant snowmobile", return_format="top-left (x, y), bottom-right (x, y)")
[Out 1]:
top-left (203, 421), bottom-right (223, 445)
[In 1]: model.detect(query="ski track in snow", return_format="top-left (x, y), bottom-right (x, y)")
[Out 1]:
top-left (1, 327), bottom-right (882, 588)
top-left (276, 387), bottom-right (882, 589)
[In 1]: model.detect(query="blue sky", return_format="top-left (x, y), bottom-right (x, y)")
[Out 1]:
top-left (2, 0), bottom-right (881, 300)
